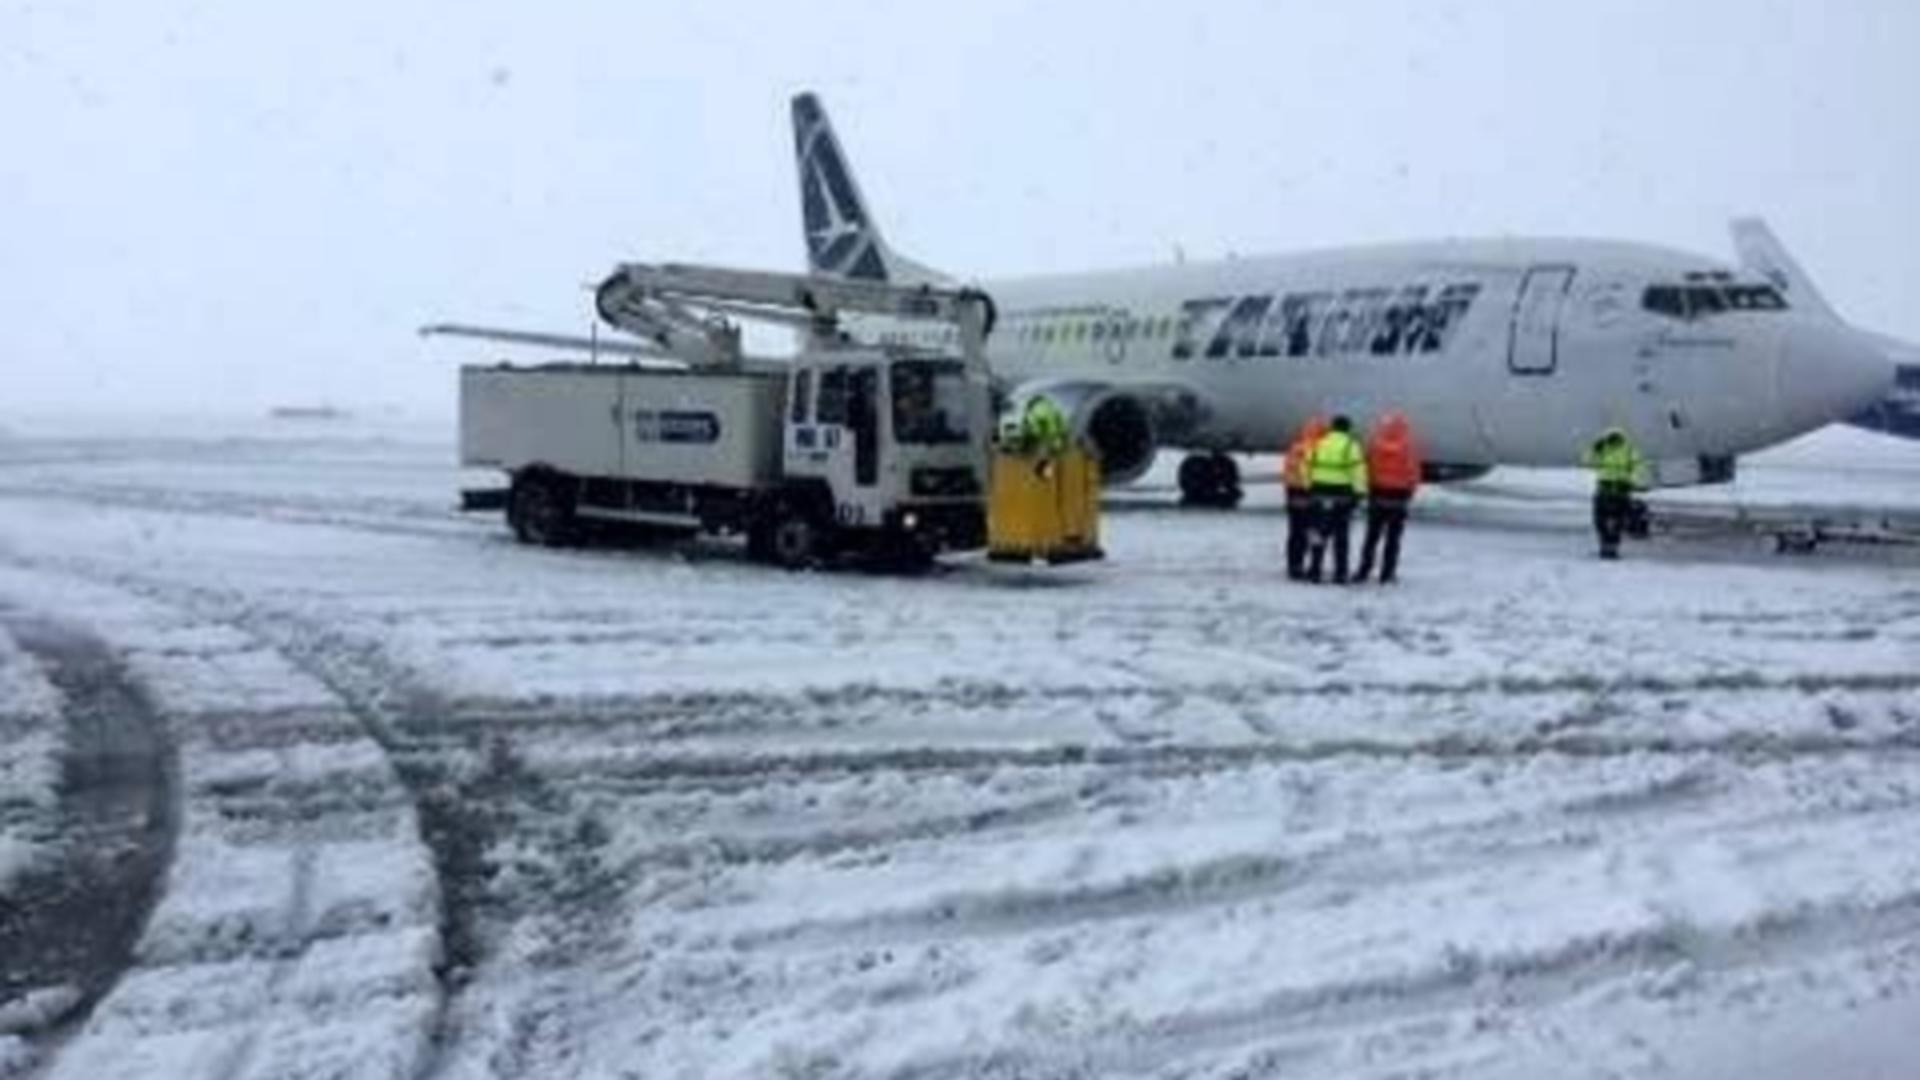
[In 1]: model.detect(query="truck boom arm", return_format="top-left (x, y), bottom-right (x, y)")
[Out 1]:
top-left (594, 261), bottom-right (994, 371)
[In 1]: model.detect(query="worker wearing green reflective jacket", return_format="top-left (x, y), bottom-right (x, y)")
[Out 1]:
top-left (1581, 427), bottom-right (1647, 559)
top-left (1305, 414), bottom-right (1368, 583)
top-left (1019, 396), bottom-right (1070, 458)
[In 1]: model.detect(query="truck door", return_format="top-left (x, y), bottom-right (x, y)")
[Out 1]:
top-left (1508, 265), bottom-right (1575, 375)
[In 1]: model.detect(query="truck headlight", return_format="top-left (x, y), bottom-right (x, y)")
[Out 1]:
top-left (903, 512), bottom-right (920, 530)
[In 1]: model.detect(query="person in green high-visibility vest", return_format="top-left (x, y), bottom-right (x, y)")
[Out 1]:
top-left (1305, 414), bottom-right (1369, 583)
top-left (1581, 427), bottom-right (1647, 559)
top-left (1020, 396), bottom-right (1070, 459)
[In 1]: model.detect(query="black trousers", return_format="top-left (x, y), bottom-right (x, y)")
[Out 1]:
top-left (1593, 482), bottom-right (1633, 556)
top-left (1306, 485), bottom-right (1357, 581)
top-left (1355, 490), bottom-right (1411, 582)
top-left (1285, 489), bottom-right (1312, 578)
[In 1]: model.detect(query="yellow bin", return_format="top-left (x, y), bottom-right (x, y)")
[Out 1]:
top-left (987, 447), bottom-right (1104, 564)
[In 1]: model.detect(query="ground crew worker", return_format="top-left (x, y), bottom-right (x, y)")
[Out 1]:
top-left (1282, 415), bottom-right (1329, 580)
top-left (1305, 414), bottom-right (1368, 584)
top-left (1020, 396), bottom-right (1070, 458)
top-left (1581, 426), bottom-right (1647, 559)
top-left (1353, 411), bottom-right (1421, 584)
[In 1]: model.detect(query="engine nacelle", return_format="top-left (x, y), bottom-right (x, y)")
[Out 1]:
top-left (1009, 382), bottom-right (1159, 485)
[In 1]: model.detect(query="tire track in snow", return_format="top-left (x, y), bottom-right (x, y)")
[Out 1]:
top-left (0, 558), bottom-right (460, 1079)
top-left (539, 726), bottom-right (1920, 797)
top-left (406, 664), bottom-right (1920, 761)
top-left (62, 573), bottom-right (642, 1080)
top-left (880, 871), bottom-right (1920, 1080)
top-left (0, 618), bottom-right (177, 1075)
top-left (436, 667), bottom-right (1920, 724)
top-left (728, 764), bottom-right (1731, 952)
top-left (0, 482), bottom-right (472, 544)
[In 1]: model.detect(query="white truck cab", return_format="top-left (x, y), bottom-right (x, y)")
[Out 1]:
top-left (781, 351), bottom-right (987, 546)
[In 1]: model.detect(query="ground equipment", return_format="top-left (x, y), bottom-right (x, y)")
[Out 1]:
top-left (433, 263), bottom-right (997, 568)
top-left (986, 447), bottom-right (1104, 564)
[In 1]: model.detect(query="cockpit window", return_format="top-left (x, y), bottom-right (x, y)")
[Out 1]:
top-left (1686, 286), bottom-right (1727, 315)
top-left (1724, 285), bottom-right (1787, 310)
top-left (1642, 282), bottom-right (1789, 319)
top-left (1643, 286), bottom-right (1685, 318)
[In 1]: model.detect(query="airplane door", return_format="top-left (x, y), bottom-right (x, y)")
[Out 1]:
top-left (1508, 266), bottom-right (1575, 375)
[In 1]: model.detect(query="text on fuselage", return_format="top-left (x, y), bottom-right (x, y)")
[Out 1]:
top-left (1174, 282), bottom-right (1483, 361)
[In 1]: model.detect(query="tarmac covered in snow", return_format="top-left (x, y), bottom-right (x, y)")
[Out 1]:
top-left (0, 415), bottom-right (1916, 1079)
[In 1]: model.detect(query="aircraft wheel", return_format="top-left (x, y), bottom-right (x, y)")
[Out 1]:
top-left (1178, 453), bottom-right (1243, 509)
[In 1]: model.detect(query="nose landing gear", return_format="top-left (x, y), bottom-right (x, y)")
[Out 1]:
top-left (1178, 452), bottom-right (1243, 509)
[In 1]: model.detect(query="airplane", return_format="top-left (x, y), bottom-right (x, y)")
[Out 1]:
top-left (791, 92), bottom-right (1905, 506)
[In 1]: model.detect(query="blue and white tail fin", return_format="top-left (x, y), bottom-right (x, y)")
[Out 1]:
top-left (791, 92), bottom-right (949, 285)
top-left (1730, 217), bottom-right (1838, 320)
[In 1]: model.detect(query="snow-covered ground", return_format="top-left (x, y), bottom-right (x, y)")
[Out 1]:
top-left (0, 414), bottom-right (1916, 1079)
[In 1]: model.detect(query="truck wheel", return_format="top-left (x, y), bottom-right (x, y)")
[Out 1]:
top-left (768, 510), bottom-right (821, 570)
top-left (746, 518), bottom-right (778, 563)
top-left (510, 472), bottom-right (579, 547)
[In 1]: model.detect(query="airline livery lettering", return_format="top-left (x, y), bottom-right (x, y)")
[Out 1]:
top-left (1173, 282), bottom-right (1482, 361)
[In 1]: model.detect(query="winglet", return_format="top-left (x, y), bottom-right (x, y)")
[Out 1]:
top-left (1730, 217), bottom-right (1838, 320)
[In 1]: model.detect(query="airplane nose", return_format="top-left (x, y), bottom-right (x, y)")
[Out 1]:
top-left (1775, 321), bottom-right (1895, 430)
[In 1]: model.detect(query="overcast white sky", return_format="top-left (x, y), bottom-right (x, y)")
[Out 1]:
top-left (3, 0), bottom-right (1915, 416)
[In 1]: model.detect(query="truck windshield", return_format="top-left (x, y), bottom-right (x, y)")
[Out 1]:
top-left (891, 361), bottom-right (971, 445)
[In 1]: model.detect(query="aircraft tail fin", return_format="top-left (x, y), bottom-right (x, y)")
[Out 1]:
top-left (791, 92), bottom-right (948, 285)
top-left (1730, 217), bottom-right (1837, 320)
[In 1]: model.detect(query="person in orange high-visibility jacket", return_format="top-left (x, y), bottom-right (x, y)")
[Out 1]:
top-left (1281, 414), bottom-right (1329, 580)
top-left (1352, 411), bottom-right (1422, 584)
top-left (1305, 414), bottom-right (1368, 584)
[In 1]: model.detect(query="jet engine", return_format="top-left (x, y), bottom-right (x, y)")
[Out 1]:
top-left (1010, 383), bottom-right (1159, 485)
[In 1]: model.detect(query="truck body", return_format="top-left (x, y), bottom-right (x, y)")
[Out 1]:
top-left (462, 365), bottom-right (785, 490)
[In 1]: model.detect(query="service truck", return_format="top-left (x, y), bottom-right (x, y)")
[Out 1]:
top-left (441, 263), bottom-right (997, 568)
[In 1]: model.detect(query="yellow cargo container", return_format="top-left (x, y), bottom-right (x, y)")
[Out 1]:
top-left (987, 448), bottom-right (1104, 564)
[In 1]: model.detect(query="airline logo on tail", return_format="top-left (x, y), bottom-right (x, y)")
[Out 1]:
top-left (793, 93), bottom-right (890, 281)
top-left (792, 94), bottom-right (949, 286)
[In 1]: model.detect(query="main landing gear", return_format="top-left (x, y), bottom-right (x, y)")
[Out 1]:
top-left (1178, 452), bottom-right (1243, 509)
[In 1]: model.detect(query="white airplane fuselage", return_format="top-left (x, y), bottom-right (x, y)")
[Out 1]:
top-left (925, 238), bottom-right (1887, 481)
